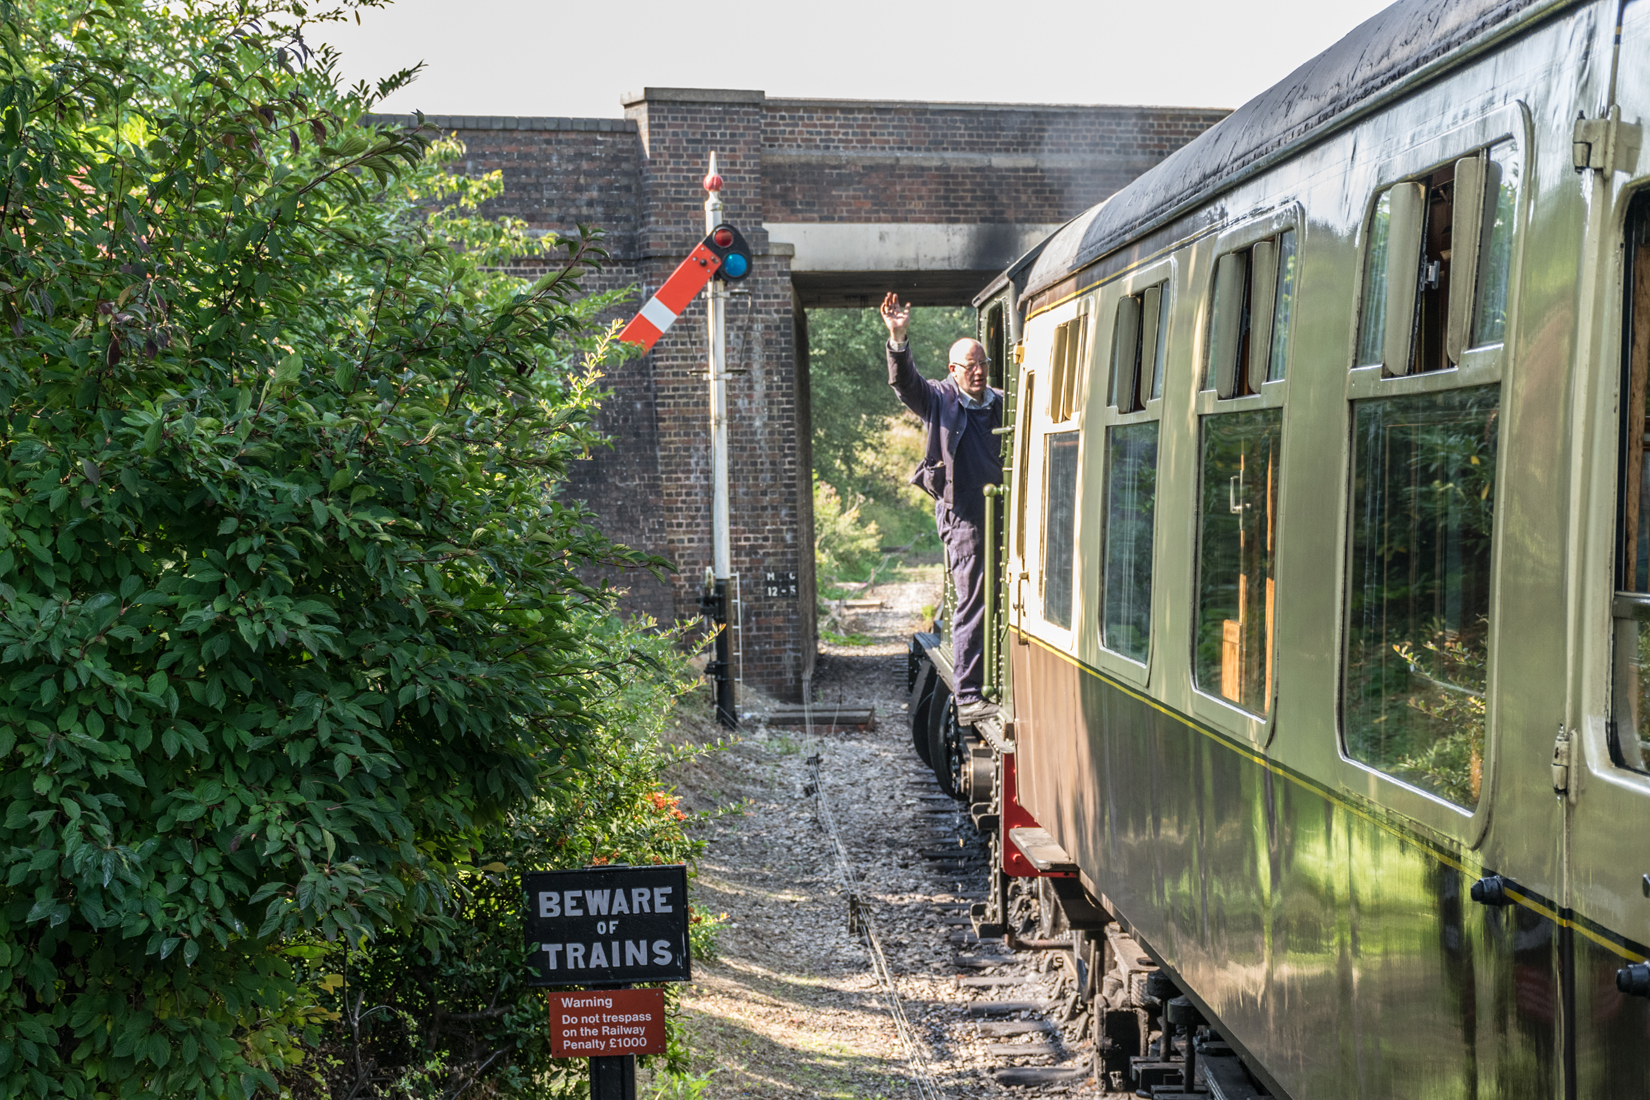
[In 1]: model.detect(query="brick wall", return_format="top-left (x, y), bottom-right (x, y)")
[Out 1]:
top-left (759, 100), bottom-right (1230, 224)
top-left (371, 91), bottom-right (1225, 701)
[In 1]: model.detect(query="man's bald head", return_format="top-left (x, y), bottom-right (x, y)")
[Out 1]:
top-left (949, 338), bottom-right (986, 366)
top-left (947, 338), bottom-right (990, 401)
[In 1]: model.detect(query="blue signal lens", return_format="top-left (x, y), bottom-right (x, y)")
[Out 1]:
top-left (722, 253), bottom-right (749, 279)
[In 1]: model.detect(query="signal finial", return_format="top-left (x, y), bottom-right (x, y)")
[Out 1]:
top-left (703, 152), bottom-right (723, 194)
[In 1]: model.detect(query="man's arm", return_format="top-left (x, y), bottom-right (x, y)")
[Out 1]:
top-left (882, 292), bottom-right (935, 421)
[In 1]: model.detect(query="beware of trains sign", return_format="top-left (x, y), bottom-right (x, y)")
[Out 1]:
top-left (522, 865), bottom-right (691, 986)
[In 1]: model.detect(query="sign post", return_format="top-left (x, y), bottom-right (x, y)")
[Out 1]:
top-left (525, 865), bottom-right (692, 1100)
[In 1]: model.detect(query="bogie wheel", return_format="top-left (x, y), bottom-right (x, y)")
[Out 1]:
top-left (942, 711), bottom-right (972, 802)
top-left (910, 665), bottom-right (935, 767)
top-left (926, 679), bottom-right (961, 798)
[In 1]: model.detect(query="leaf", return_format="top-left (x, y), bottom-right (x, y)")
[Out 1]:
top-left (273, 352), bottom-right (302, 387)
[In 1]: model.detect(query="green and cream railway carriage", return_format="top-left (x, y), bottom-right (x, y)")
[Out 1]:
top-left (908, 0), bottom-right (1650, 1094)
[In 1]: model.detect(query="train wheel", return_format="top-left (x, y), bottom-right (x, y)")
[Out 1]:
top-left (942, 717), bottom-right (973, 802)
top-left (926, 680), bottom-right (960, 797)
top-left (910, 665), bottom-right (935, 767)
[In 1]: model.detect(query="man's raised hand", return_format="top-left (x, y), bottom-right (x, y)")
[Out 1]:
top-left (880, 292), bottom-right (910, 344)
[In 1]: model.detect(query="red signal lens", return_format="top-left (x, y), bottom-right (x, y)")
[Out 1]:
top-left (713, 227), bottom-right (734, 248)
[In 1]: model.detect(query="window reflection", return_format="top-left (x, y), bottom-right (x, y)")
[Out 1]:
top-left (1195, 410), bottom-right (1281, 715)
top-left (1344, 386), bottom-right (1499, 808)
top-left (1043, 433), bottom-right (1080, 629)
top-left (1356, 191), bottom-right (1393, 367)
top-left (1102, 423), bottom-right (1159, 662)
top-left (1471, 141), bottom-right (1519, 347)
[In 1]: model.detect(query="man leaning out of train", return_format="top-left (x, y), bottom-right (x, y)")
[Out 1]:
top-left (881, 291), bottom-right (1004, 727)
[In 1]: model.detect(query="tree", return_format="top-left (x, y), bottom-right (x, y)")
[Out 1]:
top-left (0, 2), bottom-right (669, 1095)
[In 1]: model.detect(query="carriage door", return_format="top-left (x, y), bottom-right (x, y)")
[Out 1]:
top-left (1576, 187), bottom-right (1650, 1100)
top-left (981, 297), bottom-right (1012, 704)
top-left (1570, 10), bottom-right (1650, 1094)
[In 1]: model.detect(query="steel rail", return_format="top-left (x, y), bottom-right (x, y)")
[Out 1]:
top-left (803, 694), bottom-right (945, 1100)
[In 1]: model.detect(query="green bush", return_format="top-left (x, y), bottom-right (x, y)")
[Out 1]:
top-left (812, 478), bottom-right (882, 585)
top-left (298, 618), bottom-right (717, 1099)
top-left (0, 2), bottom-right (685, 1096)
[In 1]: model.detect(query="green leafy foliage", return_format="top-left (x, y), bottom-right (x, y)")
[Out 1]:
top-left (811, 478), bottom-right (882, 584)
top-left (0, 1), bottom-right (678, 1096)
top-left (296, 620), bottom-right (718, 1099)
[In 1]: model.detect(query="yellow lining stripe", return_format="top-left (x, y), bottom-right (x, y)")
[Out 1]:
top-left (1014, 628), bottom-right (1647, 962)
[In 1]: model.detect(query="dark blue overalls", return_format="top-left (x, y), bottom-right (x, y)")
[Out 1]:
top-left (887, 342), bottom-right (1003, 707)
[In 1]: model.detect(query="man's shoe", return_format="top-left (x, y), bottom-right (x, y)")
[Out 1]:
top-left (956, 700), bottom-right (1000, 727)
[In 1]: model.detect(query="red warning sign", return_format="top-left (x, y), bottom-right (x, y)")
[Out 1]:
top-left (548, 988), bottom-right (667, 1057)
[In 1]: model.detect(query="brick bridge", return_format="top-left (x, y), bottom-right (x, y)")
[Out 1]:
top-left (376, 89), bottom-right (1226, 701)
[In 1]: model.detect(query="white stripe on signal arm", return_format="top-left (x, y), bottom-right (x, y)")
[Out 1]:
top-left (639, 297), bottom-right (677, 333)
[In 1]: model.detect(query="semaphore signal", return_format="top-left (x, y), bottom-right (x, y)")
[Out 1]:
top-left (617, 221), bottom-right (752, 353)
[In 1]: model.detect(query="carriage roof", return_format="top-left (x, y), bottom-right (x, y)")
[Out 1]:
top-left (1008, 0), bottom-right (1562, 304)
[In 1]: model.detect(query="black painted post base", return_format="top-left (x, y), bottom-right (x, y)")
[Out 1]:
top-left (590, 1055), bottom-right (635, 1100)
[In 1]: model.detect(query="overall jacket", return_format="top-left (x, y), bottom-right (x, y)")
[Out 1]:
top-left (886, 342), bottom-right (1003, 516)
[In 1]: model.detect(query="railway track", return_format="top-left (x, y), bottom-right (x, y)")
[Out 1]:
top-left (667, 576), bottom-right (1268, 1097)
top-left (803, 646), bottom-right (1102, 1096)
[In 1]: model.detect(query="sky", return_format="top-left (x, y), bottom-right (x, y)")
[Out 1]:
top-left (317, 0), bottom-right (1398, 120)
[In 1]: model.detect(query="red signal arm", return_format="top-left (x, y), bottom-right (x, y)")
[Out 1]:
top-left (617, 242), bottom-right (723, 352)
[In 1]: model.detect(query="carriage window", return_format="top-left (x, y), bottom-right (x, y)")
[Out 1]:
top-left (1471, 141), bottom-right (1519, 347)
top-left (1042, 432), bottom-right (1080, 629)
top-left (1412, 165), bottom-right (1456, 375)
top-left (1048, 317), bottom-right (1086, 424)
top-left (1356, 190), bottom-right (1394, 366)
top-left (1102, 423), bottom-right (1158, 662)
top-left (1014, 372), bottom-right (1036, 562)
top-left (1344, 386), bottom-right (1500, 808)
top-left (1207, 234), bottom-right (1294, 397)
top-left (1111, 295), bottom-right (1141, 410)
top-left (984, 302), bottom-right (1007, 391)
top-left (1357, 144), bottom-right (1520, 374)
top-left (1194, 410), bottom-right (1281, 714)
top-left (1206, 250), bottom-right (1247, 396)
top-left (1113, 283), bottom-right (1169, 411)
top-left (1268, 230), bottom-right (1297, 381)
top-left (1149, 284), bottom-right (1169, 400)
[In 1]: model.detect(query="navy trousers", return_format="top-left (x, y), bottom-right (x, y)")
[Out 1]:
top-left (939, 504), bottom-right (986, 706)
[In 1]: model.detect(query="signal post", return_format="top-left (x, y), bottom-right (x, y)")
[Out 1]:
top-left (618, 154), bottom-right (751, 730)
